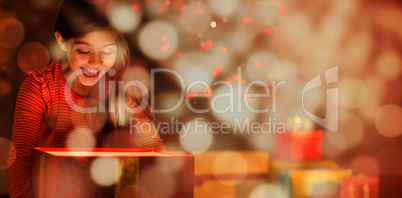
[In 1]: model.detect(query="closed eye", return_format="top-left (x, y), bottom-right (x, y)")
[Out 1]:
top-left (102, 50), bottom-right (116, 55)
top-left (77, 50), bottom-right (90, 54)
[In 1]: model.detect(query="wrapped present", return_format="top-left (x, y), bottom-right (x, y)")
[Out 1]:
top-left (275, 130), bottom-right (323, 161)
top-left (32, 148), bottom-right (194, 198)
top-left (340, 176), bottom-right (380, 198)
top-left (288, 169), bottom-right (352, 198)
top-left (269, 159), bottom-right (339, 183)
top-left (192, 150), bottom-right (269, 198)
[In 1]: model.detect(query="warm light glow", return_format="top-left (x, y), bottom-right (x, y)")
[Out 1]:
top-left (17, 42), bottom-right (50, 72)
top-left (210, 21), bottom-right (217, 28)
top-left (212, 151), bottom-right (248, 185)
top-left (138, 20), bottom-right (178, 60)
top-left (250, 184), bottom-right (284, 198)
top-left (374, 104), bottom-right (402, 138)
top-left (375, 49), bottom-right (402, 81)
top-left (66, 128), bottom-right (96, 150)
top-left (181, 2), bottom-right (212, 33)
top-left (179, 120), bottom-right (213, 154)
top-left (90, 157), bottom-right (122, 186)
top-left (108, 3), bottom-right (142, 33)
top-left (0, 18), bottom-right (25, 48)
top-left (339, 77), bottom-right (369, 109)
top-left (242, 17), bottom-right (250, 24)
top-left (132, 4), bottom-right (139, 11)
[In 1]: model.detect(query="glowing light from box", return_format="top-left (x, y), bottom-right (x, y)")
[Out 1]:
top-left (374, 104), bottom-right (402, 138)
top-left (179, 120), bottom-right (213, 154)
top-left (66, 128), bottom-right (96, 149)
top-left (250, 184), bottom-right (284, 198)
top-left (246, 52), bottom-right (280, 82)
top-left (17, 42), bottom-right (50, 72)
top-left (180, 2), bottom-right (212, 33)
top-left (0, 137), bottom-right (15, 170)
top-left (375, 49), bottom-right (401, 81)
top-left (138, 20), bottom-right (178, 60)
top-left (208, 0), bottom-right (240, 17)
top-left (0, 18), bottom-right (24, 48)
top-left (213, 151), bottom-right (247, 185)
top-left (108, 3), bottom-right (142, 33)
top-left (349, 155), bottom-right (380, 177)
top-left (339, 77), bottom-right (369, 109)
top-left (90, 157), bottom-right (122, 186)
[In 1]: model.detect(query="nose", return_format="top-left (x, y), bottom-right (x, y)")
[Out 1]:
top-left (88, 53), bottom-right (103, 67)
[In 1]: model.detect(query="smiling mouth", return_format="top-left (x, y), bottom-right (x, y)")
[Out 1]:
top-left (81, 67), bottom-right (101, 78)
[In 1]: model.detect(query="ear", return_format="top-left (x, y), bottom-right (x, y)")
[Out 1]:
top-left (55, 31), bottom-right (67, 52)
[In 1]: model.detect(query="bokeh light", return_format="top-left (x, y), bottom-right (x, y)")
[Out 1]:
top-left (108, 2), bottom-right (142, 33)
top-left (323, 110), bottom-right (364, 158)
top-left (246, 52), bottom-right (281, 82)
top-left (179, 120), bottom-right (213, 154)
top-left (208, 0), bottom-right (240, 17)
top-left (374, 104), bottom-right (402, 138)
top-left (180, 2), bottom-right (212, 33)
top-left (174, 51), bottom-right (214, 91)
top-left (339, 77), bottom-right (369, 109)
top-left (249, 184), bottom-right (284, 198)
top-left (0, 18), bottom-right (24, 48)
top-left (0, 137), bottom-right (15, 171)
top-left (138, 20), bottom-right (178, 60)
top-left (349, 155), bottom-right (380, 177)
top-left (253, 0), bottom-right (280, 26)
top-left (210, 83), bottom-right (258, 131)
top-left (213, 151), bottom-right (247, 185)
top-left (342, 31), bottom-right (373, 74)
top-left (375, 49), bottom-right (401, 81)
top-left (17, 42), bottom-right (50, 72)
top-left (66, 127), bottom-right (96, 149)
top-left (90, 157), bottom-right (122, 186)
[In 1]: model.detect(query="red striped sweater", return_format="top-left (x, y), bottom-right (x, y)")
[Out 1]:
top-left (7, 58), bottom-right (166, 198)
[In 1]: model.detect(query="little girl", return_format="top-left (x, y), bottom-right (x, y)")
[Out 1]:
top-left (8, 0), bottom-right (166, 197)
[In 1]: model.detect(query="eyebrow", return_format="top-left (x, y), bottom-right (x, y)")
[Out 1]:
top-left (73, 41), bottom-right (117, 47)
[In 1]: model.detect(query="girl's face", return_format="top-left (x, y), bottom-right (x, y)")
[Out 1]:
top-left (58, 30), bottom-right (118, 87)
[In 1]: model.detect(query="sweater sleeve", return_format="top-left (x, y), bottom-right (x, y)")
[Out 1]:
top-left (126, 97), bottom-right (166, 150)
top-left (8, 75), bottom-right (45, 198)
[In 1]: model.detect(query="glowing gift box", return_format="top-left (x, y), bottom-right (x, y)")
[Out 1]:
top-left (275, 130), bottom-right (323, 161)
top-left (32, 148), bottom-right (194, 198)
top-left (340, 176), bottom-right (380, 198)
top-left (192, 150), bottom-right (269, 198)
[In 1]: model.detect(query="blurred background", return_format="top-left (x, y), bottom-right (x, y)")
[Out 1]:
top-left (0, 0), bottom-right (401, 197)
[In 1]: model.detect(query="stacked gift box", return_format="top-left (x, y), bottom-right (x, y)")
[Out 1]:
top-left (271, 117), bottom-right (380, 198)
